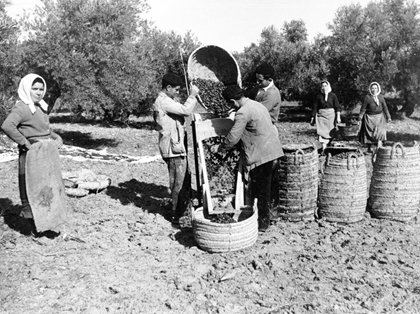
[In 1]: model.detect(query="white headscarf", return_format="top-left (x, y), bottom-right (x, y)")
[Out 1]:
top-left (369, 82), bottom-right (381, 106)
top-left (321, 80), bottom-right (332, 102)
top-left (18, 73), bottom-right (48, 114)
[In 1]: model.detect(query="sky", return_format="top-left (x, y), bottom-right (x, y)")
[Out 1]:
top-left (7, 0), bottom-right (375, 52)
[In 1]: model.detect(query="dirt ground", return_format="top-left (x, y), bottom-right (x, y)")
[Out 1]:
top-left (1, 103), bottom-right (420, 314)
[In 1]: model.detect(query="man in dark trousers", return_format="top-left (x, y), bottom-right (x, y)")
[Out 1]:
top-left (247, 63), bottom-right (282, 212)
top-left (152, 73), bottom-right (199, 226)
top-left (216, 84), bottom-right (283, 231)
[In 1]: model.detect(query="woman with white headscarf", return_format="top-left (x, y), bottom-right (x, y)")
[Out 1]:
top-left (311, 80), bottom-right (342, 151)
top-left (1, 74), bottom-right (65, 235)
top-left (358, 82), bottom-right (391, 151)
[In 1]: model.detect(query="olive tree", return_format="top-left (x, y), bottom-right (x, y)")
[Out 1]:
top-left (0, 0), bottom-right (22, 124)
top-left (326, 0), bottom-right (420, 113)
top-left (21, 0), bottom-right (150, 121)
top-left (236, 22), bottom-right (328, 107)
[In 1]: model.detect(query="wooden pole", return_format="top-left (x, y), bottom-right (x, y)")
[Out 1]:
top-left (191, 115), bottom-right (202, 207)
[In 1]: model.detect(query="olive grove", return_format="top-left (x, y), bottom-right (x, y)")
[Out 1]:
top-left (0, 0), bottom-right (419, 122)
top-left (0, 0), bottom-right (200, 123)
top-left (237, 0), bottom-right (420, 114)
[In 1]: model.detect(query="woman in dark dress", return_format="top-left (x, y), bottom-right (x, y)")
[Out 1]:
top-left (311, 80), bottom-right (342, 151)
top-left (358, 82), bottom-right (391, 151)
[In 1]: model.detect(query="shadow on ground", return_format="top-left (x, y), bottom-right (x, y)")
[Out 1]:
top-left (0, 198), bottom-right (32, 235)
top-left (105, 179), bottom-right (197, 248)
top-left (106, 179), bottom-right (171, 219)
top-left (174, 228), bottom-right (196, 248)
top-left (279, 105), bottom-right (312, 123)
top-left (50, 113), bottom-right (156, 130)
top-left (55, 130), bottom-right (120, 150)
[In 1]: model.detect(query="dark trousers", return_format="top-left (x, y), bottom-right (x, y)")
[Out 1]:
top-left (164, 156), bottom-right (191, 219)
top-left (271, 158), bottom-right (280, 208)
top-left (249, 160), bottom-right (274, 224)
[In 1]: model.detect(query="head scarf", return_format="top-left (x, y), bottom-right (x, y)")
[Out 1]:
top-left (18, 74), bottom-right (48, 114)
top-left (369, 82), bottom-right (381, 106)
top-left (321, 80), bottom-right (332, 102)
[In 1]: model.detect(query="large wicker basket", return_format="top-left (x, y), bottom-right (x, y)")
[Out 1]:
top-left (187, 45), bottom-right (242, 87)
top-left (276, 143), bottom-right (318, 221)
top-left (192, 205), bottom-right (258, 253)
top-left (337, 114), bottom-right (360, 141)
top-left (318, 148), bottom-right (367, 223)
top-left (369, 141), bottom-right (420, 221)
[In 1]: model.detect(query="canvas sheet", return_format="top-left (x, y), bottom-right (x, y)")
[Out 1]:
top-left (26, 140), bottom-right (67, 232)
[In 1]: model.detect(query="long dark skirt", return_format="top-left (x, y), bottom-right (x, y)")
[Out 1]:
top-left (18, 150), bottom-right (32, 218)
top-left (359, 113), bottom-right (387, 144)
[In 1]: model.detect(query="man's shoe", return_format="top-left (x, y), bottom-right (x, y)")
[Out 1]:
top-left (258, 218), bottom-right (270, 232)
top-left (171, 217), bottom-right (180, 228)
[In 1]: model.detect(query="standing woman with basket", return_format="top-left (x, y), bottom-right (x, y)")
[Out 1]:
top-left (310, 80), bottom-right (342, 151)
top-left (358, 82), bottom-right (391, 152)
top-left (1, 73), bottom-right (67, 235)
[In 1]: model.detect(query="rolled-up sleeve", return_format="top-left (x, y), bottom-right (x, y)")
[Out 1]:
top-left (359, 96), bottom-right (369, 120)
top-left (161, 95), bottom-right (197, 117)
top-left (382, 98), bottom-right (391, 120)
top-left (333, 94), bottom-right (342, 112)
top-left (312, 96), bottom-right (319, 117)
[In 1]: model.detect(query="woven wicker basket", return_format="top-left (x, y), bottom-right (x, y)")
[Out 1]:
top-left (337, 124), bottom-right (360, 138)
top-left (192, 205), bottom-right (258, 253)
top-left (369, 141), bottom-right (420, 221)
top-left (62, 170), bottom-right (111, 196)
top-left (187, 45), bottom-right (242, 86)
top-left (318, 148), bottom-right (367, 223)
top-left (77, 176), bottom-right (111, 190)
top-left (65, 188), bottom-right (89, 197)
top-left (276, 143), bottom-right (318, 221)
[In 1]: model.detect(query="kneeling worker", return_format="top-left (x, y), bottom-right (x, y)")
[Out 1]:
top-left (216, 85), bottom-right (283, 231)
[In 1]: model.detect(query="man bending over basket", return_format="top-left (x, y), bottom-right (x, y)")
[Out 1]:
top-left (215, 84), bottom-right (283, 232)
top-left (153, 73), bottom-right (199, 226)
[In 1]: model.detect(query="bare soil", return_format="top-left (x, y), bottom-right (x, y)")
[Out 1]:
top-left (1, 103), bottom-right (420, 314)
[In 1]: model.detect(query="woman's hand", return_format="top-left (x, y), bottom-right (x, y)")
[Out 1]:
top-left (50, 132), bottom-right (63, 148)
top-left (387, 118), bottom-right (392, 123)
top-left (54, 138), bottom-right (63, 148)
top-left (23, 143), bottom-right (32, 151)
top-left (336, 112), bottom-right (341, 124)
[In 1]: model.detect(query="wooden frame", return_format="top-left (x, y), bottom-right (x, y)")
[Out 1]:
top-left (192, 113), bottom-right (245, 215)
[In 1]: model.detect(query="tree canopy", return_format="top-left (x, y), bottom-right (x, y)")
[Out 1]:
top-left (0, 0), bottom-right (419, 122)
top-left (236, 0), bottom-right (420, 115)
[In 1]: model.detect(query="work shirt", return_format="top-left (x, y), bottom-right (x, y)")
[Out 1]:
top-left (255, 82), bottom-right (282, 123)
top-left (1, 100), bottom-right (52, 149)
top-left (312, 93), bottom-right (342, 117)
top-left (153, 91), bottom-right (197, 158)
top-left (359, 94), bottom-right (391, 120)
top-left (222, 98), bottom-right (283, 170)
